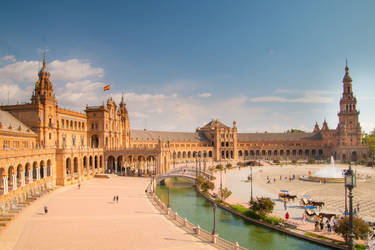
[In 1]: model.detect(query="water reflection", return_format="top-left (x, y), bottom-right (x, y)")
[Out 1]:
top-left (156, 178), bottom-right (328, 250)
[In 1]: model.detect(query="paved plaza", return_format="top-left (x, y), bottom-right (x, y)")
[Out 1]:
top-left (220, 164), bottom-right (375, 223)
top-left (0, 176), bottom-right (214, 250)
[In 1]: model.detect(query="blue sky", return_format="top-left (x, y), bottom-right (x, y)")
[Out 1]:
top-left (1, 1), bottom-right (374, 132)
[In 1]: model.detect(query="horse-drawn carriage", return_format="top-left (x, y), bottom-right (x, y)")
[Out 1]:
top-left (300, 195), bottom-right (325, 209)
top-left (278, 190), bottom-right (297, 201)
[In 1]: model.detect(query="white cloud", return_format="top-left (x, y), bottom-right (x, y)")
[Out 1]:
top-left (1, 55), bottom-right (16, 62)
top-left (250, 90), bottom-right (334, 103)
top-left (49, 59), bottom-right (104, 81)
top-left (199, 93), bottom-right (212, 98)
top-left (0, 60), bottom-right (40, 84)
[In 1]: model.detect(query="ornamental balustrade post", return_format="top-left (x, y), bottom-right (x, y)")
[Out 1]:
top-left (21, 171), bottom-right (25, 186)
top-left (12, 174), bottom-right (17, 190)
top-left (235, 242), bottom-right (240, 250)
top-left (212, 234), bottom-right (218, 244)
top-left (29, 171), bottom-right (33, 183)
top-left (3, 177), bottom-right (8, 194)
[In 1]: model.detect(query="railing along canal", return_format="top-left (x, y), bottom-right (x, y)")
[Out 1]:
top-left (146, 180), bottom-right (247, 250)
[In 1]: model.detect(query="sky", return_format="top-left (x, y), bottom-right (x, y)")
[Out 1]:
top-left (0, 1), bottom-right (374, 133)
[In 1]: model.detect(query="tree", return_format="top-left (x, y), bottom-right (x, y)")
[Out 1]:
top-left (220, 187), bottom-right (232, 201)
top-left (200, 179), bottom-right (214, 193)
top-left (196, 175), bottom-right (205, 188)
top-left (334, 216), bottom-right (370, 241)
top-left (249, 197), bottom-right (275, 217)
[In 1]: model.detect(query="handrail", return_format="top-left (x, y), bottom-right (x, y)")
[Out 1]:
top-left (146, 179), bottom-right (247, 250)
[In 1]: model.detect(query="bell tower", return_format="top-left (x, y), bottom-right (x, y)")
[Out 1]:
top-left (119, 94), bottom-right (131, 148)
top-left (31, 55), bottom-right (56, 105)
top-left (336, 61), bottom-right (362, 146)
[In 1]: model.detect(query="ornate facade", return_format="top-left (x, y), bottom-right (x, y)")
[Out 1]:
top-left (0, 58), bottom-right (369, 204)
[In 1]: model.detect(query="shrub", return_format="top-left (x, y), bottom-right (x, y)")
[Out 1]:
top-left (249, 197), bottom-right (275, 217)
top-left (307, 159), bottom-right (315, 164)
top-left (216, 164), bottom-right (224, 170)
top-left (264, 216), bottom-right (282, 225)
top-left (226, 163), bottom-right (232, 169)
top-left (334, 216), bottom-right (370, 240)
top-left (273, 159), bottom-right (280, 164)
top-left (196, 175), bottom-right (205, 188)
top-left (215, 198), bottom-right (222, 203)
top-left (291, 160), bottom-right (298, 164)
top-left (201, 179), bottom-right (215, 193)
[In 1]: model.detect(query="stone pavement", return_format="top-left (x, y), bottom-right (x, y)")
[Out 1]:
top-left (0, 176), bottom-right (214, 250)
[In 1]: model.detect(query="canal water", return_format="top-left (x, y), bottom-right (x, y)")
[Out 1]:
top-left (156, 178), bottom-right (328, 250)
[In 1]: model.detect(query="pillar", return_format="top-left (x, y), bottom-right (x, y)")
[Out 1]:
top-left (21, 171), bottom-right (25, 186)
top-left (12, 174), bottom-right (17, 190)
top-left (114, 159), bottom-right (117, 173)
top-left (3, 177), bottom-right (8, 194)
top-left (43, 167), bottom-right (47, 178)
top-left (29, 170), bottom-right (33, 183)
top-left (37, 168), bottom-right (40, 180)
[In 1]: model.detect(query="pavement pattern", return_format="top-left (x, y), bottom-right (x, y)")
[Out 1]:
top-left (0, 176), bottom-right (215, 250)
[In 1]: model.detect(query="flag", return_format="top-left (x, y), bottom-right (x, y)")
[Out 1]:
top-left (104, 85), bottom-right (110, 91)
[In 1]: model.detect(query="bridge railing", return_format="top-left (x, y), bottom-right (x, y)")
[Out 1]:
top-left (146, 181), bottom-right (247, 250)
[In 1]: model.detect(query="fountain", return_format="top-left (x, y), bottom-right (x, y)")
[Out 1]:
top-left (301, 156), bottom-right (344, 183)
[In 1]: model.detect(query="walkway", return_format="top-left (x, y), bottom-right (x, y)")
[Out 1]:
top-left (0, 176), bottom-right (214, 250)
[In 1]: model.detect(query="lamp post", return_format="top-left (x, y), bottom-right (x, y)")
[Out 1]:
top-left (212, 202), bottom-right (217, 235)
top-left (167, 186), bottom-right (171, 208)
top-left (195, 153), bottom-right (198, 178)
top-left (250, 163), bottom-right (253, 202)
top-left (344, 163), bottom-right (356, 250)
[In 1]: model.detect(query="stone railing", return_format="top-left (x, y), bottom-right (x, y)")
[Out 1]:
top-left (0, 176), bottom-right (55, 214)
top-left (146, 182), bottom-right (247, 250)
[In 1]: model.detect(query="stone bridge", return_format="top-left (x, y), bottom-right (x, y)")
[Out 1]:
top-left (156, 166), bottom-right (213, 184)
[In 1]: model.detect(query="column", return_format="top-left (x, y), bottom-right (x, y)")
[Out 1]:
top-left (12, 174), bottom-right (17, 190)
top-left (21, 172), bottom-right (25, 186)
top-left (37, 168), bottom-right (40, 180)
top-left (105, 161), bottom-right (108, 173)
top-left (3, 177), bottom-right (8, 194)
top-left (29, 170), bottom-right (33, 183)
top-left (114, 159), bottom-right (117, 173)
top-left (43, 167), bottom-right (47, 178)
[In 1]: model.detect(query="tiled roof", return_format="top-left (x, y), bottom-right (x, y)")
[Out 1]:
top-left (0, 110), bottom-right (35, 135)
top-left (131, 130), bottom-right (209, 142)
top-left (238, 132), bottom-right (322, 142)
top-left (201, 119), bottom-right (230, 129)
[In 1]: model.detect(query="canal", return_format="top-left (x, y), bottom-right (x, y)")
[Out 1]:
top-left (156, 178), bottom-right (329, 250)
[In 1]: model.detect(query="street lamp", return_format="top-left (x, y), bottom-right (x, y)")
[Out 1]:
top-left (344, 163), bottom-right (356, 250)
top-left (212, 202), bottom-right (217, 235)
top-left (167, 186), bottom-right (171, 208)
top-left (250, 163), bottom-right (253, 202)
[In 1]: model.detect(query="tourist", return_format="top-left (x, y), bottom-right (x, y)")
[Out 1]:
top-left (319, 220), bottom-right (324, 231)
top-left (284, 200), bottom-right (287, 210)
top-left (357, 203), bottom-right (360, 212)
top-left (78, 184), bottom-right (81, 189)
top-left (116, 195), bottom-right (119, 203)
top-left (326, 220), bottom-right (331, 233)
top-left (302, 213), bottom-right (306, 224)
top-left (285, 211), bottom-right (290, 220)
top-left (44, 206), bottom-right (48, 214)
top-left (113, 196), bottom-right (116, 203)
top-left (315, 221), bottom-right (319, 231)
top-left (354, 208), bottom-right (357, 215)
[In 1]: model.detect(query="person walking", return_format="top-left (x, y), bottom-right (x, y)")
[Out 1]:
top-left (284, 200), bottom-right (287, 210)
top-left (44, 206), bottom-right (48, 214)
top-left (319, 220), bottom-right (324, 232)
top-left (326, 220), bottom-right (331, 233)
top-left (113, 196), bottom-right (116, 203)
top-left (357, 203), bottom-right (360, 213)
top-left (285, 211), bottom-right (290, 220)
top-left (116, 195), bottom-right (119, 203)
top-left (302, 213), bottom-right (306, 224)
top-left (78, 184), bottom-right (81, 189)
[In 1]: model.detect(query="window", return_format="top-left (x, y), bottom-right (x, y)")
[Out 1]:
top-left (49, 133), bottom-right (51, 140)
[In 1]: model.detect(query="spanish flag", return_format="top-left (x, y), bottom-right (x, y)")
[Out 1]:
top-left (104, 85), bottom-right (110, 91)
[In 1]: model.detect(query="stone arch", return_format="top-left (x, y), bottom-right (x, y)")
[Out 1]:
top-left (73, 157), bottom-right (79, 175)
top-left (208, 151), bottom-right (212, 158)
top-left (351, 151), bottom-right (357, 162)
top-left (95, 155), bottom-right (98, 170)
top-left (83, 156), bottom-right (88, 175)
top-left (47, 160), bottom-right (52, 176)
top-left (32, 161), bottom-right (38, 180)
top-left (188, 151), bottom-right (191, 158)
top-left (183, 151), bottom-right (186, 159)
top-left (8, 166), bottom-right (15, 190)
top-left (245, 150), bottom-right (249, 157)
top-left (117, 155), bottom-right (123, 173)
top-left (66, 158), bottom-right (72, 176)
top-left (238, 150), bottom-right (243, 157)
top-left (16, 164), bottom-right (23, 187)
top-left (25, 162), bottom-right (31, 183)
top-left (89, 156), bottom-right (93, 171)
top-left (342, 154), bottom-right (347, 161)
top-left (100, 155), bottom-right (103, 170)
top-left (0, 167), bottom-right (6, 194)
top-left (91, 135), bottom-right (99, 148)
top-left (177, 151), bottom-right (181, 159)
top-left (107, 155), bottom-right (115, 173)
top-left (40, 160), bottom-right (45, 178)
